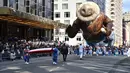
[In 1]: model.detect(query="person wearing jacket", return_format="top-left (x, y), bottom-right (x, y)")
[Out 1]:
top-left (60, 44), bottom-right (68, 62)
top-left (52, 45), bottom-right (59, 65)
top-left (23, 49), bottom-right (30, 64)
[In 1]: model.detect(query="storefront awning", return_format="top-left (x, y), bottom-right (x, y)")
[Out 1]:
top-left (0, 7), bottom-right (67, 29)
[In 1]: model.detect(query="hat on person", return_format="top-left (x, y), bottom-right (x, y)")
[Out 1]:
top-left (76, 1), bottom-right (100, 21)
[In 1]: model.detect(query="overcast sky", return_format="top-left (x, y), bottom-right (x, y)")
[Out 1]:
top-left (123, 0), bottom-right (130, 12)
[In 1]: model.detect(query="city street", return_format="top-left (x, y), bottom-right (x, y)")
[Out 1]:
top-left (0, 55), bottom-right (130, 73)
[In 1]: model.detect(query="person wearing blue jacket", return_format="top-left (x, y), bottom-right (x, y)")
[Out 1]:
top-left (52, 45), bottom-right (59, 65)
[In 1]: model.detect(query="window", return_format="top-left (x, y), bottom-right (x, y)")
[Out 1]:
top-left (55, 12), bottom-right (60, 18)
top-left (62, 0), bottom-right (68, 1)
top-left (15, 0), bottom-right (18, 2)
top-left (42, 11), bottom-right (45, 17)
top-left (26, 0), bottom-right (30, 6)
top-left (16, 3), bottom-right (18, 10)
top-left (9, 0), bottom-right (14, 7)
top-left (62, 3), bottom-right (68, 9)
top-left (54, 4), bottom-right (58, 10)
top-left (64, 12), bottom-right (70, 18)
top-left (3, 0), bottom-right (8, 6)
top-left (64, 20), bottom-right (70, 24)
top-left (34, 0), bottom-right (37, 3)
top-left (77, 36), bottom-right (81, 41)
top-left (111, 16), bottom-right (115, 19)
top-left (65, 36), bottom-right (69, 41)
top-left (111, 4), bottom-right (114, 6)
top-left (111, 12), bottom-right (115, 15)
top-left (111, 8), bottom-right (114, 11)
top-left (26, 7), bottom-right (30, 13)
top-left (111, 0), bottom-right (114, 2)
top-left (55, 29), bottom-right (59, 35)
top-left (54, 0), bottom-right (58, 1)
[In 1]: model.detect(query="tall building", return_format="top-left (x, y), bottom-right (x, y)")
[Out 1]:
top-left (105, 0), bottom-right (123, 46)
top-left (0, 0), bottom-right (64, 41)
top-left (123, 12), bottom-right (130, 46)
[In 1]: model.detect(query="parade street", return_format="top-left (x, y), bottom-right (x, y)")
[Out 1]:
top-left (0, 55), bottom-right (130, 73)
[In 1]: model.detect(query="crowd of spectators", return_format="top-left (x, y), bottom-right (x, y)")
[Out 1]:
top-left (0, 37), bottom-right (54, 62)
top-left (73, 45), bottom-right (129, 56)
top-left (0, 37), bottom-right (129, 62)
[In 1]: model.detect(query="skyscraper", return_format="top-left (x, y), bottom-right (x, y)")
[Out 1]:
top-left (106, 0), bottom-right (123, 46)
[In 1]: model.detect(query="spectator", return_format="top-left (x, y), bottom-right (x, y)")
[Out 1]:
top-left (10, 50), bottom-right (16, 61)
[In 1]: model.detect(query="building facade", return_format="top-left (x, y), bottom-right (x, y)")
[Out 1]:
top-left (0, 0), bottom-right (55, 41)
top-left (105, 0), bottom-right (123, 46)
top-left (0, 0), bottom-right (54, 19)
top-left (123, 12), bottom-right (130, 46)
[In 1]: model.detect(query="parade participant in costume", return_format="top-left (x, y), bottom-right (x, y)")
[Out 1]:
top-left (66, 2), bottom-right (113, 46)
top-left (52, 45), bottom-right (59, 64)
top-left (79, 44), bottom-right (84, 60)
top-left (60, 43), bottom-right (68, 62)
top-left (23, 49), bottom-right (30, 64)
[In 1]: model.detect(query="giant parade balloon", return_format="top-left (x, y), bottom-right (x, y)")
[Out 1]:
top-left (66, 2), bottom-right (113, 45)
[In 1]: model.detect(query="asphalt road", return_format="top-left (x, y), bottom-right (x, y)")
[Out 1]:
top-left (0, 55), bottom-right (130, 73)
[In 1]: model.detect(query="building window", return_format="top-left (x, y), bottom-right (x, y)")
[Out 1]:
top-left (55, 12), bottom-right (60, 18)
top-left (26, 7), bottom-right (30, 13)
top-left (9, 0), bottom-right (14, 7)
top-left (111, 12), bottom-right (115, 15)
top-left (62, 3), bottom-right (68, 9)
top-left (111, 8), bottom-right (114, 11)
top-left (64, 12), bottom-right (70, 18)
top-left (54, 4), bottom-right (58, 10)
top-left (16, 3), bottom-right (18, 10)
top-left (42, 11), bottom-right (45, 17)
top-left (65, 36), bottom-right (69, 41)
top-left (77, 36), bottom-right (81, 41)
top-left (111, 4), bottom-right (114, 6)
top-left (55, 29), bottom-right (59, 35)
top-left (64, 20), bottom-right (70, 24)
top-left (15, 0), bottom-right (18, 2)
top-left (111, 16), bottom-right (115, 19)
top-left (111, 0), bottom-right (114, 2)
top-left (34, 0), bottom-right (37, 3)
top-left (3, 0), bottom-right (8, 6)
top-left (62, 0), bottom-right (68, 1)
top-left (26, 0), bottom-right (30, 6)
top-left (54, 0), bottom-right (58, 1)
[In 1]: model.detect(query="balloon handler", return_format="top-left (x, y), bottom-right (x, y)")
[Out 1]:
top-left (66, 2), bottom-right (114, 46)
